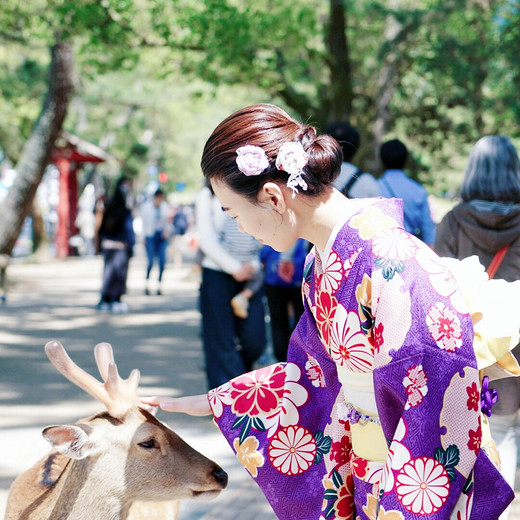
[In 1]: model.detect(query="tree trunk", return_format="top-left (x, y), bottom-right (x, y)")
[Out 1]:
top-left (365, 6), bottom-right (404, 175)
top-left (326, 0), bottom-right (352, 122)
top-left (0, 39), bottom-right (74, 255)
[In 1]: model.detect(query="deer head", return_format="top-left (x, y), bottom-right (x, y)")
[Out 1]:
top-left (5, 341), bottom-right (227, 520)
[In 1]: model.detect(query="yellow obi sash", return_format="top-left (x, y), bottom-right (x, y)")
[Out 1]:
top-left (336, 367), bottom-right (388, 462)
top-left (336, 366), bottom-right (497, 465)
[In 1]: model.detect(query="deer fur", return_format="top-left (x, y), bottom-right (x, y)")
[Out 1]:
top-left (4, 341), bottom-right (227, 519)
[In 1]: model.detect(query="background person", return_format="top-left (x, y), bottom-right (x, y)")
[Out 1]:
top-left (195, 182), bottom-right (266, 390)
top-left (145, 104), bottom-right (514, 519)
top-left (325, 121), bottom-right (380, 198)
top-left (435, 134), bottom-right (520, 519)
top-left (97, 176), bottom-right (135, 313)
top-left (260, 239), bottom-right (307, 362)
top-left (378, 138), bottom-right (436, 245)
top-left (141, 188), bottom-right (171, 295)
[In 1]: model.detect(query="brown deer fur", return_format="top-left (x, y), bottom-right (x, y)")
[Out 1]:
top-left (4, 342), bottom-right (227, 520)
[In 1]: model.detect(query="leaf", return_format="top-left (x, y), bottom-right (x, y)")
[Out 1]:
top-left (323, 489), bottom-right (337, 500)
top-left (325, 502), bottom-right (335, 518)
top-left (445, 444), bottom-right (460, 468)
top-left (434, 446), bottom-right (447, 466)
top-left (463, 475), bottom-right (474, 494)
top-left (446, 466), bottom-right (457, 483)
top-left (314, 431), bottom-right (331, 464)
top-left (252, 417), bottom-right (266, 432)
top-left (236, 416), bottom-right (252, 445)
top-left (232, 414), bottom-right (249, 430)
top-left (331, 468), bottom-right (343, 489)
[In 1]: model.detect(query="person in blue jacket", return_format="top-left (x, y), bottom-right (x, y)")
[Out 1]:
top-left (261, 238), bottom-right (308, 361)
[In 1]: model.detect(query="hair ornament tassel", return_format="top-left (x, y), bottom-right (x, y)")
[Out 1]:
top-left (276, 142), bottom-right (309, 197)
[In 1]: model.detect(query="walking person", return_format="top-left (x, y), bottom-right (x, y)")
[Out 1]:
top-left (97, 177), bottom-right (135, 313)
top-left (325, 121), bottom-right (380, 198)
top-left (195, 182), bottom-right (266, 390)
top-left (145, 104), bottom-right (515, 519)
top-left (379, 139), bottom-right (436, 245)
top-left (141, 188), bottom-right (171, 295)
top-left (435, 135), bottom-right (520, 520)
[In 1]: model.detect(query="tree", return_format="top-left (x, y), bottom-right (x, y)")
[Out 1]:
top-left (1, 0), bottom-right (520, 260)
top-left (0, 41), bottom-right (73, 255)
top-left (0, 0), bottom-right (147, 256)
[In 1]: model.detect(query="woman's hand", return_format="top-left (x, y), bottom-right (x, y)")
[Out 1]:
top-left (141, 394), bottom-right (212, 416)
top-left (232, 262), bottom-right (254, 282)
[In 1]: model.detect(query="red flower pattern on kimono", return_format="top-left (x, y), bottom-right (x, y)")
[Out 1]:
top-left (403, 364), bottom-right (428, 409)
top-left (426, 302), bottom-right (463, 352)
top-left (334, 474), bottom-right (356, 520)
top-left (330, 437), bottom-right (351, 467)
top-left (315, 288), bottom-right (339, 345)
top-left (467, 420), bottom-right (482, 456)
top-left (373, 322), bottom-right (384, 353)
top-left (466, 382), bottom-right (479, 412)
top-left (351, 454), bottom-right (368, 479)
top-left (268, 425), bottom-right (317, 476)
top-left (395, 457), bottom-right (450, 515)
top-left (230, 364), bottom-right (286, 417)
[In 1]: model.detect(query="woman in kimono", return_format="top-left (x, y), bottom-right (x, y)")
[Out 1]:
top-left (144, 104), bottom-right (515, 519)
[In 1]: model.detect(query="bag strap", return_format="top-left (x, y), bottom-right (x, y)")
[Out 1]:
top-left (486, 245), bottom-right (510, 279)
top-left (341, 169), bottom-right (362, 197)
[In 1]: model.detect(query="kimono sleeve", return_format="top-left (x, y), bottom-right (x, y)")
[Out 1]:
top-left (207, 298), bottom-right (345, 520)
top-left (369, 243), bottom-right (513, 518)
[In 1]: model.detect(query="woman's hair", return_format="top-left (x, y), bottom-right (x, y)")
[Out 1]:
top-left (460, 135), bottom-right (520, 203)
top-left (201, 104), bottom-right (343, 200)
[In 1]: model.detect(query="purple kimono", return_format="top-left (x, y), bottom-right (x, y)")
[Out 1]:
top-left (208, 198), bottom-right (514, 519)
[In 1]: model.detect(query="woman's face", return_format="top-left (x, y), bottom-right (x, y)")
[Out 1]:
top-left (211, 179), bottom-right (296, 251)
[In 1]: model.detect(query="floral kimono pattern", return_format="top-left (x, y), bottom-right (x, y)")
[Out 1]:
top-left (208, 198), bottom-right (514, 519)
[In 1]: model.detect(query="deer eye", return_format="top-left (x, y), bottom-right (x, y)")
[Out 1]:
top-left (138, 439), bottom-right (157, 449)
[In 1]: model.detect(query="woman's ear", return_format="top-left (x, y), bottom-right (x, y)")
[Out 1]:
top-left (258, 182), bottom-right (287, 215)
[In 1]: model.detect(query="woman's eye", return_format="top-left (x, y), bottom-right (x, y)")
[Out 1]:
top-left (138, 439), bottom-right (157, 449)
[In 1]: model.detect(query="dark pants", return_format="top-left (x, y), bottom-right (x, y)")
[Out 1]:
top-left (145, 232), bottom-right (168, 282)
top-left (200, 267), bottom-right (266, 390)
top-left (101, 248), bottom-right (130, 303)
top-left (265, 284), bottom-right (304, 362)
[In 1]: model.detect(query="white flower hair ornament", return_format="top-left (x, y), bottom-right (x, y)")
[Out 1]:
top-left (236, 145), bottom-right (270, 176)
top-left (275, 142), bottom-right (309, 197)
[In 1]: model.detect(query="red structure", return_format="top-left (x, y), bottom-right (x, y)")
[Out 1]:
top-left (51, 132), bottom-right (114, 258)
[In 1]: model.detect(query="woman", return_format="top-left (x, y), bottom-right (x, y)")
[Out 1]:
top-left (195, 182), bottom-right (266, 390)
top-left (145, 105), bottom-right (514, 519)
top-left (435, 135), bottom-right (520, 519)
top-left (97, 177), bottom-right (135, 313)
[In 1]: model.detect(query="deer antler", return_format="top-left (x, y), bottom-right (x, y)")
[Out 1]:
top-left (45, 340), bottom-right (141, 419)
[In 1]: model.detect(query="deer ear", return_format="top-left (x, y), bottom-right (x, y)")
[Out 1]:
top-left (42, 424), bottom-right (96, 460)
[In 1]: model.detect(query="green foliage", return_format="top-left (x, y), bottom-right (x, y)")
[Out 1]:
top-left (0, 0), bottom-right (519, 199)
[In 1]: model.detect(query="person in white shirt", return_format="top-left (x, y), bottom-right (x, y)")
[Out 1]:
top-left (195, 183), bottom-right (266, 390)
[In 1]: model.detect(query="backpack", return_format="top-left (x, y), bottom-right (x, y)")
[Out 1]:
top-left (173, 211), bottom-right (188, 235)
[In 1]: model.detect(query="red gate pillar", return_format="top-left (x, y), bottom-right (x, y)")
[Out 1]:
top-left (55, 157), bottom-right (71, 258)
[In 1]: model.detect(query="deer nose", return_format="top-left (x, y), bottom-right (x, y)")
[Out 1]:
top-left (213, 468), bottom-right (228, 489)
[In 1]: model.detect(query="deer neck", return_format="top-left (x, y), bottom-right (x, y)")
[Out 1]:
top-left (49, 458), bottom-right (127, 520)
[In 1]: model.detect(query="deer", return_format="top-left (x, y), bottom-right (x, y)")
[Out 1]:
top-left (5, 340), bottom-right (228, 520)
